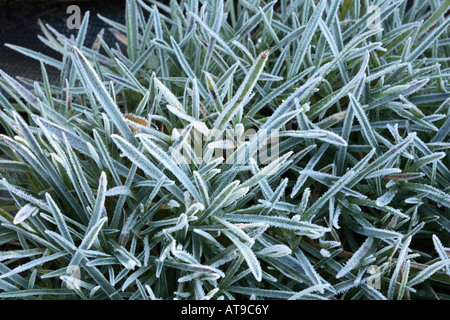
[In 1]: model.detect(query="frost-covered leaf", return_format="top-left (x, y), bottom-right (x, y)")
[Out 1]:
top-left (13, 204), bottom-right (39, 225)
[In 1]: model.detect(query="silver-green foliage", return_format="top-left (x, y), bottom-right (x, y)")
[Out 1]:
top-left (0, 0), bottom-right (449, 300)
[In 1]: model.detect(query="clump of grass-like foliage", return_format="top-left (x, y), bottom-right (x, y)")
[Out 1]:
top-left (0, 0), bottom-right (449, 300)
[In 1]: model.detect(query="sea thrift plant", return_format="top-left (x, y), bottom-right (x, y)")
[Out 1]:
top-left (0, 0), bottom-right (449, 300)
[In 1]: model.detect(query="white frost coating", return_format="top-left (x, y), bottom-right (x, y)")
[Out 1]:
top-left (337, 237), bottom-right (374, 279)
top-left (13, 204), bottom-right (39, 225)
top-left (257, 245), bottom-right (292, 258)
top-left (320, 249), bottom-right (331, 258)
